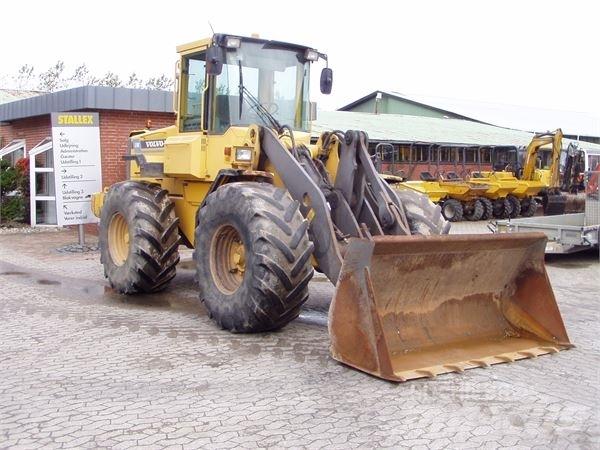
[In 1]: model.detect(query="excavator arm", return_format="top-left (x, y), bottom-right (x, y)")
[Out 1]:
top-left (521, 129), bottom-right (563, 187)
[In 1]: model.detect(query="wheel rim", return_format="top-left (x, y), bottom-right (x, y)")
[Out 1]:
top-left (108, 213), bottom-right (130, 266)
top-left (210, 224), bottom-right (246, 295)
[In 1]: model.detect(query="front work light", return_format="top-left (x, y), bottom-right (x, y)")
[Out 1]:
top-left (225, 37), bottom-right (242, 48)
top-left (304, 49), bottom-right (319, 62)
top-left (235, 147), bottom-right (253, 162)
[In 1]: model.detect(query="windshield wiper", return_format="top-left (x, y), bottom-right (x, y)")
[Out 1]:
top-left (236, 61), bottom-right (283, 133)
top-left (239, 85), bottom-right (283, 133)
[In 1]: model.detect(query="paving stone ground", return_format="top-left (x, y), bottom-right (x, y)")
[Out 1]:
top-left (0, 224), bottom-right (598, 449)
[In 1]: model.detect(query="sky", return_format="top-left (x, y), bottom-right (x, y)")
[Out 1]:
top-left (0, 0), bottom-right (598, 117)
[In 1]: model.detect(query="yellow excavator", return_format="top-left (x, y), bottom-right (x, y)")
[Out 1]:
top-left (91, 34), bottom-right (571, 381)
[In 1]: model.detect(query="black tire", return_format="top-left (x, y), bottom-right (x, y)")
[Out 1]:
top-left (520, 197), bottom-right (538, 217)
top-left (507, 195), bottom-right (521, 218)
top-left (463, 199), bottom-right (484, 221)
top-left (394, 189), bottom-right (450, 235)
top-left (194, 182), bottom-right (314, 333)
top-left (440, 198), bottom-right (464, 222)
top-left (479, 197), bottom-right (494, 220)
top-left (99, 181), bottom-right (180, 294)
top-left (492, 198), bottom-right (512, 219)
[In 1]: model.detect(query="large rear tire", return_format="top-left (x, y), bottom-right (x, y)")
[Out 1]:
top-left (99, 181), bottom-right (180, 294)
top-left (394, 189), bottom-right (450, 235)
top-left (194, 182), bottom-right (314, 333)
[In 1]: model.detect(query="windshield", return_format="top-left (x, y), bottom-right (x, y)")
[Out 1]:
top-left (210, 41), bottom-right (310, 133)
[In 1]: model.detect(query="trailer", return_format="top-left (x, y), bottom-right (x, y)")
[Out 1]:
top-left (494, 171), bottom-right (599, 254)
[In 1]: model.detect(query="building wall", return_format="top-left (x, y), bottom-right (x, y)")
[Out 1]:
top-left (0, 115), bottom-right (52, 152)
top-left (343, 94), bottom-right (463, 119)
top-left (1, 109), bottom-right (175, 230)
top-left (0, 110), bottom-right (175, 188)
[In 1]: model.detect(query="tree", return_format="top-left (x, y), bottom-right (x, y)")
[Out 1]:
top-left (127, 73), bottom-right (143, 89)
top-left (145, 74), bottom-right (174, 90)
top-left (37, 61), bottom-right (66, 92)
top-left (97, 71), bottom-right (123, 87)
top-left (14, 65), bottom-right (35, 89)
top-left (2, 61), bottom-right (173, 92)
top-left (70, 64), bottom-right (98, 86)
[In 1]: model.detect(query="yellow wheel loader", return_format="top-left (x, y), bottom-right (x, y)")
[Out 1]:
top-left (396, 172), bottom-right (490, 222)
top-left (91, 34), bottom-right (571, 381)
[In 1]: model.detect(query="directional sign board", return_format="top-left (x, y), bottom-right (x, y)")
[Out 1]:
top-left (51, 112), bottom-right (103, 226)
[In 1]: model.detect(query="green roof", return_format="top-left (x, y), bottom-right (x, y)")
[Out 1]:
top-left (313, 111), bottom-right (600, 151)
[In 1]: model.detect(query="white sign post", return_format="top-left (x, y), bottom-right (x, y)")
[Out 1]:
top-left (51, 112), bottom-right (103, 243)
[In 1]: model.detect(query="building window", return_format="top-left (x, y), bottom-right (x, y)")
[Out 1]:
top-left (0, 140), bottom-right (26, 167)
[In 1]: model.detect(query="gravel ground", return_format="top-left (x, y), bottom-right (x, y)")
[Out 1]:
top-left (0, 225), bottom-right (598, 448)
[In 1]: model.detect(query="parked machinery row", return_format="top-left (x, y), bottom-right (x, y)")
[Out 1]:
top-left (391, 130), bottom-right (565, 222)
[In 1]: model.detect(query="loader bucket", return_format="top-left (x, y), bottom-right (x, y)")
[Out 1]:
top-left (329, 233), bottom-right (572, 381)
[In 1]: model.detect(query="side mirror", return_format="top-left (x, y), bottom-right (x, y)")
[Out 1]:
top-left (206, 45), bottom-right (224, 76)
top-left (320, 68), bottom-right (333, 94)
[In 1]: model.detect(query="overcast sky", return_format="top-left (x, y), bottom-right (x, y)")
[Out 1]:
top-left (1, 0), bottom-right (598, 116)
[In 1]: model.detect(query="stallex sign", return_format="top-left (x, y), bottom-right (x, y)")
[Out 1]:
top-left (51, 112), bottom-right (103, 226)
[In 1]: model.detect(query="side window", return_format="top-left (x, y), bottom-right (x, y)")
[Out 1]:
top-left (181, 52), bottom-right (206, 132)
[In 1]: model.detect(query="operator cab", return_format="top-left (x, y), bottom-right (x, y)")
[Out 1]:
top-left (175, 34), bottom-right (332, 135)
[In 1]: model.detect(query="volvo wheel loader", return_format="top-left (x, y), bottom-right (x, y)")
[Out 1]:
top-left (91, 34), bottom-right (571, 381)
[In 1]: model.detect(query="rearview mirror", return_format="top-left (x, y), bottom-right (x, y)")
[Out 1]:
top-left (320, 68), bottom-right (333, 94)
top-left (206, 45), bottom-right (225, 76)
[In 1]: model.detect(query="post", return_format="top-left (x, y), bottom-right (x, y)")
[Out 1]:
top-left (78, 224), bottom-right (85, 246)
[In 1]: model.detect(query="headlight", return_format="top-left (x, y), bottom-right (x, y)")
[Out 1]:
top-left (235, 147), bottom-right (253, 162)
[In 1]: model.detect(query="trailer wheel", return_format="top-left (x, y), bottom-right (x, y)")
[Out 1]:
top-left (194, 182), bottom-right (314, 333)
top-left (99, 181), bottom-right (180, 294)
top-left (493, 198), bottom-right (512, 219)
top-left (441, 199), bottom-right (464, 222)
top-left (463, 199), bottom-right (484, 221)
top-left (478, 197), bottom-right (494, 220)
top-left (520, 197), bottom-right (538, 217)
top-left (507, 195), bottom-right (521, 218)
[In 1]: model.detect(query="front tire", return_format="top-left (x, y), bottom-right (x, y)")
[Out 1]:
top-left (99, 181), bottom-right (180, 294)
top-left (492, 198), bottom-right (512, 219)
top-left (520, 197), bottom-right (538, 217)
top-left (441, 199), bottom-right (464, 222)
top-left (194, 182), bottom-right (314, 333)
top-left (478, 197), bottom-right (494, 220)
top-left (463, 199), bottom-right (484, 221)
top-left (507, 195), bottom-right (521, 218)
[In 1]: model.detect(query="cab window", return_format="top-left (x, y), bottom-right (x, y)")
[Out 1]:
top-left (180, 52), bottom-right (206, 132)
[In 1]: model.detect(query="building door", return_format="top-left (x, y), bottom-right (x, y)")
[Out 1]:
top-left (28, 138), bottom-right (57, 225)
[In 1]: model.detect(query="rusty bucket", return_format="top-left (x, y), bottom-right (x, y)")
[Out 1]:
top-left (328, 233), bottom-right (572, 381)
